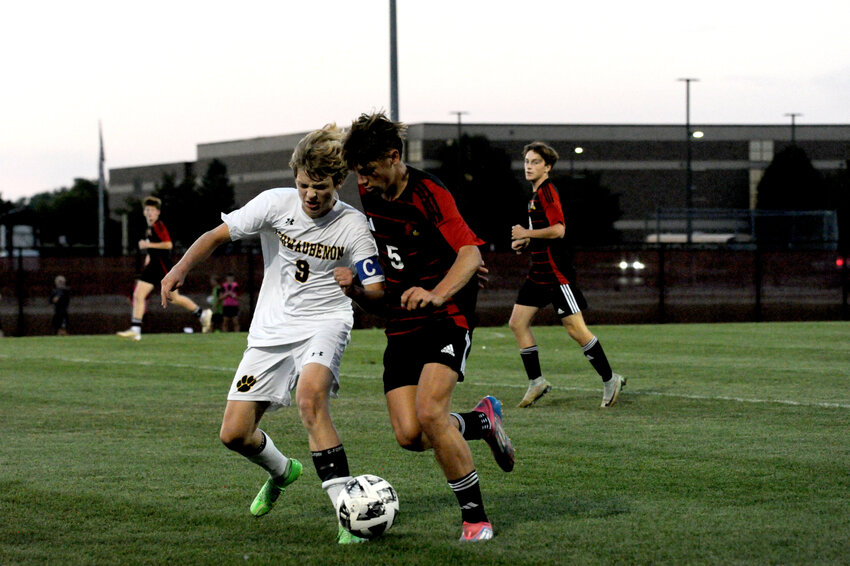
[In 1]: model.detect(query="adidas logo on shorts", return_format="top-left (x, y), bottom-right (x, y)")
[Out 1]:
top-left (440, 344), bottom-right (455, 357)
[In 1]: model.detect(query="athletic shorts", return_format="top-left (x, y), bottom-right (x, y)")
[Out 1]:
top-left (515, 278), bottom-right (588, 319)
top-left (138, 262), bottom-right (168, 286)
top-left (227, 320), bottom-right (351, 411)
top-left (382, 319), bottom-right (473, 394)
top-left (222, 305), bottom-right (239, 317)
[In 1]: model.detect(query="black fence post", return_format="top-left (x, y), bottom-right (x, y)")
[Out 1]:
top-left (841, 253), bottom-right (848, 321)
top-left (15, 248), bottom-right (26, 336)
top-left (753, 246), bottom-right (763, 322)
top-left (657, 244), bottom-right (666, 323)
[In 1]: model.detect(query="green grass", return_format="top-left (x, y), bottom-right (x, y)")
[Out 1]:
top-left (1, 321), bottom-right (849, 565)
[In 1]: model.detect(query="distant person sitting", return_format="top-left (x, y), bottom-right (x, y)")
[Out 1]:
top-left (50, 275), bottom-right (71, 336)
top-left (117, 196), bottom-right (212, 340)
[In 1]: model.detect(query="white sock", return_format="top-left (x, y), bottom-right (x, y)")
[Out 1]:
top-left (322, 476), bottom-right (352, 509)
top-left (245, 431), bottom-right (290, 482)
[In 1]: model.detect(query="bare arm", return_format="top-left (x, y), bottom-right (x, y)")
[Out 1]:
top-left (400, 244), bottom-right (482, 310)
top-left (511, 223), bottom-right (565, 241)
top-left (160, 223), bottom-right (232, 308)
top-left (139, 240), bottom-right (173, 251)
top-left (334, 267), bottom-right (386, 312)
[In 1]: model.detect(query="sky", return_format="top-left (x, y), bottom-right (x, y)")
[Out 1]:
top-left (2, 0), bottom-right (849, 201)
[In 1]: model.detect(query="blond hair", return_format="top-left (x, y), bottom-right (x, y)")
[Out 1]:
top-left (289, 124), bottom-right (348, 186)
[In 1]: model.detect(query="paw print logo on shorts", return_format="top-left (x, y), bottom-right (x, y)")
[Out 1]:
top-left (236, 375), bottom-right (257, 392)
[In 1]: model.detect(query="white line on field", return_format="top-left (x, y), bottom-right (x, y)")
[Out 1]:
top-left (342, 373), bottom-right (850, 410)
top-left (4, 354), bottom-right (849, 409)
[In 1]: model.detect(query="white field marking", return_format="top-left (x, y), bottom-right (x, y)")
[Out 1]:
top-left (342, 373), bottom-right (850, 409)
top-left (636, 390), bottom-right (850, 410)
top-left (0, 354), bottom-right (234, 374)
top-left (5, 354), bottom-right (848, 409)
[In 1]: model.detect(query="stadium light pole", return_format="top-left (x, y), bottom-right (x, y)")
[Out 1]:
top-left (678, 78), bottom-right (699, 245)
top-left (389, 0), bottom-right (399, 121)
top-left (785, 112), bottom-right (802, 144)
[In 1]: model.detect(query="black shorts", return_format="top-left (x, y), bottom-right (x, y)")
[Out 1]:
top-left (222, 305), bottom-right (239, 317)
top-left (382, 320), bottom-right (473, 394)
top-left (515, 278), bottom-right (588, 319)
top-left (138, 262), bottom-right (168, 286)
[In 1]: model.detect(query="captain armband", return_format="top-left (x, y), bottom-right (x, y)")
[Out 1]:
top-left (355, 256), bottom-right (384, 286)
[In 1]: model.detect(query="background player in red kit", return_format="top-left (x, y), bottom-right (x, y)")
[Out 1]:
top-left (338, 112), bottom-right (513, 542)
top-left (117, 196), bottom-right (211, 340)
top-left (509, 141), bottom-right (626, 408)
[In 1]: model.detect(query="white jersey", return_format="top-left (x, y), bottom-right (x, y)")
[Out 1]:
top-left (222, 188), bottom-right (382, 347)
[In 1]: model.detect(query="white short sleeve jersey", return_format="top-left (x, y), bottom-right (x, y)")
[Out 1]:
top-left (222, 188), bottom-right (382, 347)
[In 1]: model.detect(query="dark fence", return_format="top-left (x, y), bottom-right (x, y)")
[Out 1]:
top-left (1, 245), bottom-right (847, 336)
top-left (480, 246), bottom-right (848, 326)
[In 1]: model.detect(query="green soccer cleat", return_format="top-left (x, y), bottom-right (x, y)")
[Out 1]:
top-left (250, 458), bottom-right (302, 517)
top-left (337, 525), bottom-right (366, 545)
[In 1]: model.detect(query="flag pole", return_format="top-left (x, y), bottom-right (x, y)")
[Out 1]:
top-left (98, 121), bottom-right (106, 256)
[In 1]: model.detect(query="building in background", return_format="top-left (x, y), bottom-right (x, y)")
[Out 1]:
top-left (109, 123), bottom-right (850, 240)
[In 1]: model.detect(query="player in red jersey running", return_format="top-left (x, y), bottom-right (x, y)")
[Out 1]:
top-left (510, 141), bottom-right (626, 408)
top-left (117, 196), bottom-right (211, 340)
top-left (337, 112), bottom-right (513, 543)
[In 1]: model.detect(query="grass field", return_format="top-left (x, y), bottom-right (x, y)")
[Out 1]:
top-left (1, 321), bottom-right (849, 565)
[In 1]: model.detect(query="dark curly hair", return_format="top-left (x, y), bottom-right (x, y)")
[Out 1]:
top-left (342, 111), bottom-right (407, 169)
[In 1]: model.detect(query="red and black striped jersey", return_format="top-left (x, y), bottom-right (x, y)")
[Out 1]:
top-left (359, 166), bottom-right (484, 335)
top-left (145, 220), bottom-right (173, 271)
top-left (526, 179), bottom-right (572, 285)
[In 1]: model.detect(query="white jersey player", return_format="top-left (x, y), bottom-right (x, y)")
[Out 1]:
top-left (225, 186), bottom-right (381, 351)
top-left (160, 125), bottom-right (385, 545)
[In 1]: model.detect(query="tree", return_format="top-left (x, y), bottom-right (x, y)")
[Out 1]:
top-left (153, 170), bottom-right (201, 248)
top-left (551, 172), bottom-right (622, 247)
top-left (433, 134), bottom-right (526, 251)
top-left (123, 161), bottom-right (234, 254)
top-left (755, 146), bottom-right (832, 246)
top-left (756, 145), bottom-right (827, 210)
top-left (46, 179), bottom-right (97, 244)
top-left (825, 164), bottom-right (850, 252)
top-left (197, 159), bottom-right (235, 232)
top-left (29, 178), bottom-right (122, 249)
top-left (0, 194), bottom-right (13, 217)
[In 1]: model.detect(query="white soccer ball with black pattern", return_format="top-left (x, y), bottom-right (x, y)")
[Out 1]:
top-left (335, 474), bottom-right (399, 539)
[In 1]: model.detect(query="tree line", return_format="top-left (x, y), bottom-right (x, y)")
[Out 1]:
top-left (1, 159), bottom-right (235, 255)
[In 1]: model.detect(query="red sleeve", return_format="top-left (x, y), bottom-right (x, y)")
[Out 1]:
top-left (152, 221), bottom-right (171, 242)
top-left (414, 181), bottom-right (484, 252)
top-left (538, 184), bottom-right (565, 227)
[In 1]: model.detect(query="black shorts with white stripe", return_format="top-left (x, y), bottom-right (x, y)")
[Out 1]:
top-left (515, 278), bottom-right (588, 319)
top-left (381, 318), bottom-right (473, 393)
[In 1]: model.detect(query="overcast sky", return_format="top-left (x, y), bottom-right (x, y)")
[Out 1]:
top-left (2, 0), bottom-right (848, 201)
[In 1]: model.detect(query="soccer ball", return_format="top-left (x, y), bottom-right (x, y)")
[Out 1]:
top-left (336, 474), bottom-right (399, 539)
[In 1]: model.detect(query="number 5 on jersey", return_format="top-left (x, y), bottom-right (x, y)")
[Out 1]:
top-left (386, 245), bottom-right (404, 270)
